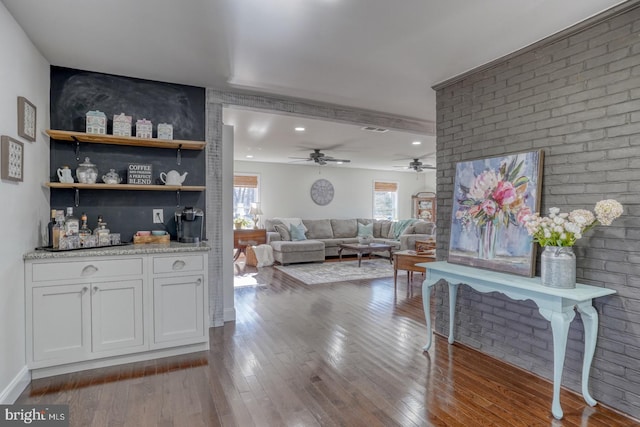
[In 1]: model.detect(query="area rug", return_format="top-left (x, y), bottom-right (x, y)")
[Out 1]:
top-left (274, 259), bottom-right (393, 285)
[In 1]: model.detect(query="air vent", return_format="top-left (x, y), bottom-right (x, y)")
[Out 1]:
top-left (361, 126), bottom-right (389, 133)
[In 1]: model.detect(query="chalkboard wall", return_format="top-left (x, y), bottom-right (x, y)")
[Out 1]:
top-left (49, 67), bottom-right (207, 242)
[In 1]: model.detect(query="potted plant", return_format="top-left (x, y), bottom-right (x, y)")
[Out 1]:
top-left (233, 217), bottom-right (250, 230)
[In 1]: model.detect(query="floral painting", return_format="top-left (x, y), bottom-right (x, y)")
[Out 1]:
top-left (448, 150), bottom-right (544, 276)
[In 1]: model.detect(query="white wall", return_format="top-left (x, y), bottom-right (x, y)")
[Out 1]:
top-left (234, 160), bottom-right (436, 220)
top-left (0, 4), bottom-right (50, 402)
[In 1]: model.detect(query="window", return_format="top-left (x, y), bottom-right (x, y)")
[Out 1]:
top-left (233, 174), bottom-right (260, 223)
top-left (373, 181), bottom-right (398, 220)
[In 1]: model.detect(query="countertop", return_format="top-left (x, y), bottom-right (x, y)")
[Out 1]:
top-left (24, 241), bottom-right (211, 260)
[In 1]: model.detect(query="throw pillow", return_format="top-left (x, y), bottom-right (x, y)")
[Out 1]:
top-left (289, 223), bottom-right (307, 241)
top-left (274, 224), bottom-right (291, 241)
top-left (357, 222), bottom-right (373, 237)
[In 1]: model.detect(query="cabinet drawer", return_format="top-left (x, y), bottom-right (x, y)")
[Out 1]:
top-left (153, 254), bottom-right (204, 274)
top-left (31, 258), bottom-right (144, 283)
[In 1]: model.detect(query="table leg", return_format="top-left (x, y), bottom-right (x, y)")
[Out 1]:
top-left (539, 307), bottom-right (576, 420)
top-left (448, 283), bottom-right (458, 345)
top-left (338, 247), bottom-right (343, 262)
top-left (394, 264), bottom-right (398, 289)
top-left (357, 252), bottom-right (362, 267)
top-left (576, 302), bottom-right (599, 407)
top-left (422, 279), bottom-right (434, 351)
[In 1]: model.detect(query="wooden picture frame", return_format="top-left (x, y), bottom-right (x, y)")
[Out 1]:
top-left (1, 135), bottom-right (24, 182)
top-left (18, 96), bottom-right (37, 142)
top-left (448, 150), bottom-right (544, 277)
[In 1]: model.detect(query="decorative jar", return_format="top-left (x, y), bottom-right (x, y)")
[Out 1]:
top-left (540, 246), bottom-right (576, 289)
top-left (358, 235), bottom-right (373, 245)
top-left (76, 157), bottom-right (98, 184)
top-left (102, 168), bottom-right (122, 184)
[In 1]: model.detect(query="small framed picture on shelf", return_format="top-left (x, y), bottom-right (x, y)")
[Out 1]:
top-left (1, 135), bottom-right (24, 182)
top-left (17, 96), bottom-right (36, 142)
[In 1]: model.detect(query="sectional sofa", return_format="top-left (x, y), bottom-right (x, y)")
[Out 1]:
top-left (264, 218), bottom-right (436, 265)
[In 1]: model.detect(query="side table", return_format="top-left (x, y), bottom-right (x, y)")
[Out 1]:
top-left (233, 229), bottom-right (266, 261)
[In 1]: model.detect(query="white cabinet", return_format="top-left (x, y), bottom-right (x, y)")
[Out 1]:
top-left (25, 249), bottom-right (209, 378)
top-left (32, 284), bottom-right (90, 363)
top-left (91, 279), bottom-right (144, 353)
top-left (151, 254), bottom-right (208, 348)
top-left (26, 256), bottom-right (146, 369)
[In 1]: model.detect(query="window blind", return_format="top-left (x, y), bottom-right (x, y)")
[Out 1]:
top-left (374, 181), bottom-right (398, 192)
top-left (234, 175), bottom-right (258, 188)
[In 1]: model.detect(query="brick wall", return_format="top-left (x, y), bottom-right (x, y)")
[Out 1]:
top-left (434, 5), bottom-right (640, 418)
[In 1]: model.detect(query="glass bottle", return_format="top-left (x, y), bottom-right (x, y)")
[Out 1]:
top-left (93, 215), bottom-right (104, 236)
top-left (47, 209), bottom-right (56, 247)
top-left (64, 207), bottom-right (79, 235)
top-left (78, 212), bottom-right (92, 246)
top-left (97, 222), bottom-right (111, 246)
top-left (52, 210), bottom-right (65, 249)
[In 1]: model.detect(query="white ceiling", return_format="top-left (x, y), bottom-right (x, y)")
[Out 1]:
top-left (2, 0), bottom-right (625, 170)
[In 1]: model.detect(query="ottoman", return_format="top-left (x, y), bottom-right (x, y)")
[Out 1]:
top-left (269, 240), bottom-right (325, 265)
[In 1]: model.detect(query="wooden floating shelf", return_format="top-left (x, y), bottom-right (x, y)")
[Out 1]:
top-left (46, 130), bottom-right (206, 150)
top-left (46, 183), bottom-right (205, 191)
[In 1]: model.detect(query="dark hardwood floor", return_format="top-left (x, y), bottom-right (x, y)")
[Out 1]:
top-left (17, 261), bottom-right (640, 426)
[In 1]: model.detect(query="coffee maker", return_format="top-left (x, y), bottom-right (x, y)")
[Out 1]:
top-left (175, 207), bottom-right (204, 243)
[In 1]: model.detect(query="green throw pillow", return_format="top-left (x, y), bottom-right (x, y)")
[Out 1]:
top-left (289, 223), bottom-right (307, 241)
top-left (357, 222), bottom-right (373, 237)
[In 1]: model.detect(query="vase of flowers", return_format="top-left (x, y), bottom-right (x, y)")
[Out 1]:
top-left (521, 199), bottom-right (623, 288)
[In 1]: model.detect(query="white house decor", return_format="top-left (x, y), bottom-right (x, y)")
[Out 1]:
top-left (113, 113), bottom-right (132, 137)
top-left (86, 110), bottom-right (107, 134)
top-left (157, 123), bottom-right (173, 140)
top-left (1, 135), bottom-right (24, 182)
top-left (17, 96), bottom-right (36, 142)
top-left (135, 119), bottom-right (153, 139)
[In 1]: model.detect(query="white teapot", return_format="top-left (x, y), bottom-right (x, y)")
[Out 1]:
top-left (160, 170), bottom-right (188, 186)
top-left (57, 166), bottom-right (74, 183)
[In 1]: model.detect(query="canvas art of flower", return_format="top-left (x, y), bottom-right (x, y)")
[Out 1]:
top-left (520, 199), bottom-right (623, 247)
top-left (448, 150), bottom-right (543, 277)
top-left (455, 156), bottom-right (532, 230)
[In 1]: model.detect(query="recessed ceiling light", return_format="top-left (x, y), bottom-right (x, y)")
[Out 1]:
top-left (295, 127), bottom-right (306, 132)
top-left (245, 155), bottom-right (254, 159)
top-left (412, 141), bottom-right (422, 145)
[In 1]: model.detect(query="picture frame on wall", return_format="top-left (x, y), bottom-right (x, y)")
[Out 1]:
top-left (448, 150), bottom-right (544, 277)
top-left (1, 135), bottom-right (24, 182)
top-left (17, 96), bottom-right (37, 142)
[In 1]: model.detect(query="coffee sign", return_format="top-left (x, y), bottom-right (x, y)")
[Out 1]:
top-left (127, 163), bottom-right (153, 185)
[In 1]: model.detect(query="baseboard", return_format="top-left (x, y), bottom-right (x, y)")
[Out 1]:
top-left (0, 366), bottom-right (30, 404)
top-left (224, 307), bottom-right (236, 322)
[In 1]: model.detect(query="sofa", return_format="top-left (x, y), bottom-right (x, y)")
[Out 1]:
top-left (264, 218), bottom-right (436, 265)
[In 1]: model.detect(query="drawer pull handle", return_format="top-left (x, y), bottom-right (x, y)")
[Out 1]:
top-left (93, 286), bottom-right (99, 292)
top-left (196, 278), bottom-right (202, 285)
top-left (82, 286), bottom-right (88, 293)
top-left (81, 265), bottom-right (98, 276)
top-left (172, 260), bottom-right (186, 270)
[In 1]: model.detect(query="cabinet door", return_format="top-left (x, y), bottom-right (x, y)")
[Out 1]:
top-left (91, 279), bottom-right (144, 353)
top-left (153, 275), bottom-right (204, 346)
top-left (32, 284), bottom-right (91, 363)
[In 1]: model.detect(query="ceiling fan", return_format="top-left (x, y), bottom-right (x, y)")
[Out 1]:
top-left (394, 158), bottom-right (436, 172)
top-left (289, 149), bottom-right (351, 165)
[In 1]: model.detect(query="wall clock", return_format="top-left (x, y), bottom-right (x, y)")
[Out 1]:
top-left (310, 179), bottom-right (334, 206)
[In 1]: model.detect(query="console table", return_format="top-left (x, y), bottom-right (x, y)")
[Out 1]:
top-left (419, 261), bottom-right (616, 420)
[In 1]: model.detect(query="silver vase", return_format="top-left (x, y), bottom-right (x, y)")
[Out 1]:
top-left (540, 246), bottom-right (576, 289)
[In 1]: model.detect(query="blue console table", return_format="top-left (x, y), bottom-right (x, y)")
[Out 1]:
top-left (419, 261), bottom-right (616, 420)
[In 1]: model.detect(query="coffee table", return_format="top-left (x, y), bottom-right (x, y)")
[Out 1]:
top-left (393, 250), bottom-right (436, 288)
top-left (338, 243), bottom-right (393, 267)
